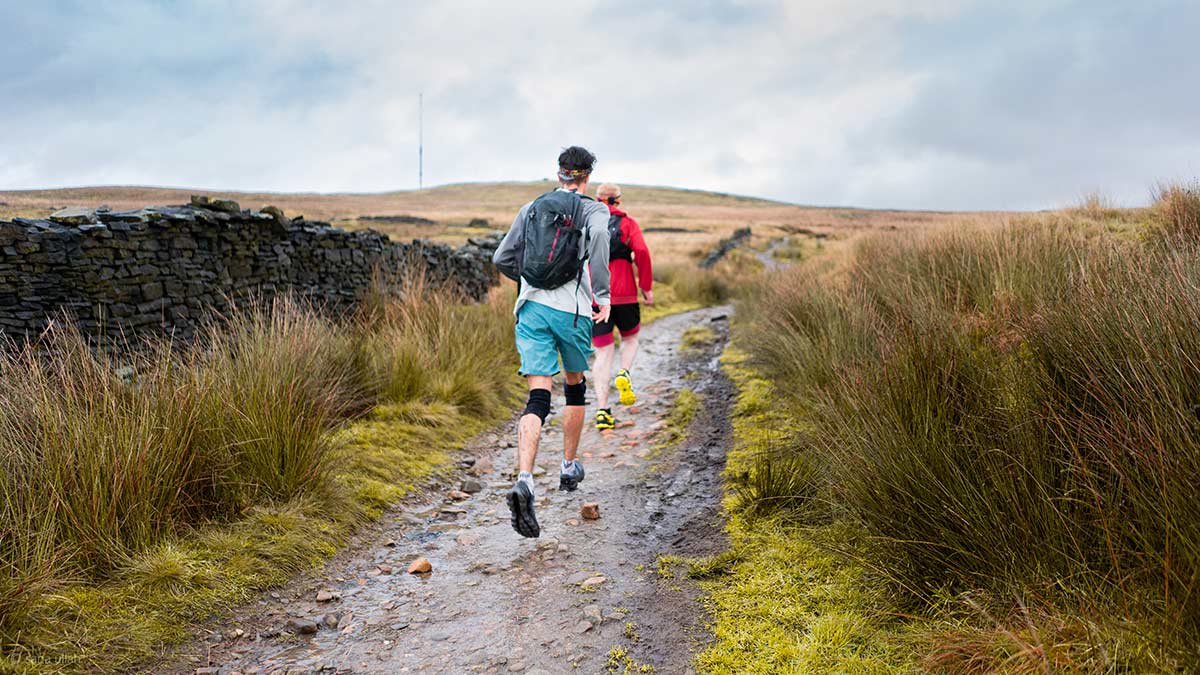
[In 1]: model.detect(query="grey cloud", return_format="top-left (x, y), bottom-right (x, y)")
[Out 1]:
top-left (0, 1), bottom-right (1195, 209)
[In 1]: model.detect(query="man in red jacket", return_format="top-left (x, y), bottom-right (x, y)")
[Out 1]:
top-left (591, 183), bottom-right (653, 430)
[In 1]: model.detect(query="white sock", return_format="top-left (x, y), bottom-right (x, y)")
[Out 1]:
top-left (517, 471), bottom-right (535, 496)
top-left (561, 459), bottom-right (576, 474)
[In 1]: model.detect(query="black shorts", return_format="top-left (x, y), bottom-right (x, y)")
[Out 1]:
top-left (591, 303), bottom-right (641, 346)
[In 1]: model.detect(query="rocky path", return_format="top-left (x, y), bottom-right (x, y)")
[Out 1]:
top-left (166, 305), bottom-right (734, 675)
top-left (755, 236), bottom-right (789, 270)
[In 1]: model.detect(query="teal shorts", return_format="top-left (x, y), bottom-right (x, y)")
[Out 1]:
top-left (515, 301), bottom-right (593, 376)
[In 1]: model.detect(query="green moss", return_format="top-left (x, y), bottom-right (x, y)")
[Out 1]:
top-left (606, 647), bottom-right (655, 674)
top-left (690, 345), bottom-right (920, 674)
top-left (679, 326), bottom-right (717, 352)
top-left (640, 282), bottom-right (701, 326)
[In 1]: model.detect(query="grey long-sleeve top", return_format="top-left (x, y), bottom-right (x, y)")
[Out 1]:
top-left (492, 188), bottom-right (611, 317)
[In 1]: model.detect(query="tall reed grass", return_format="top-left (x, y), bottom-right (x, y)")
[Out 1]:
top-left (740, 215), bottom-right (1200, 665)
top-left (0, 277), bottom-right (515, 639)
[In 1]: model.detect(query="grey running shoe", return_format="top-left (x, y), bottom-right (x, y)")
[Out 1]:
top-left (507, 480), bottom-right (540, 538)
top-left (559, 460), bottom-right (586, 492)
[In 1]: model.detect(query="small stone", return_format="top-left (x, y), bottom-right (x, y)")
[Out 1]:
top-left (315, 590), bottom-right (338, 602)
top-left (581, 575), bottom-right (607, 589)
top-left (573, 620), bottom-right (594, 634)
top-left (408, 557), bottom-right (433, 574)
top-left (629, 406), bottom-right (644, 414)
top-left (287, 618), bottom-right (319, 635)
top-left (532, 465), bottom-right (547, 477)
top-left (448, 490), bottom-right (470, 501)
top-left (600, 451), bottom-right (616, 458)
top-left (460, 479), bottom-right (484, 494)
top-left (378, 564), bottom-right (393, 574)
top-left (322, 613), bottom-right (340, 629)
top-left (565, 518), bottom-right (580, 526)
top-left (384, 539), bottom-right (397, 547)
top-left (581, 503), bottom-right (600, 520)
top-left (616, 420), bottom-right (635, 429)
top-left (583, 605), bottom-right (603, 624)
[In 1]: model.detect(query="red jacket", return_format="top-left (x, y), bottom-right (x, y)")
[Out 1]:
top-left (605, 205), bottom-right (652, 305)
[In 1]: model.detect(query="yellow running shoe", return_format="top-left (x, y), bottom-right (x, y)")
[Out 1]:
top-left (614, 369), bottom-right (637, 406)
top-left (595, 408), bottom-right (615, 430)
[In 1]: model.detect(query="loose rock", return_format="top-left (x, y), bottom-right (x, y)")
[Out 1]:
top-left (287, 618), bottom-right (319, 635)
top-left (581, 503), bottom-right (601, 520)
top-left (583, 605), bottom-right (604, 624)
top-left (408, 557), bottom-right (433, 574)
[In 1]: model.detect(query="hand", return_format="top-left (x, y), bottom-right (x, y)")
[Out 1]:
top-left (642, 289), bottom-right (655, 306)
top-left (592, 304), bottom-right (611, 324)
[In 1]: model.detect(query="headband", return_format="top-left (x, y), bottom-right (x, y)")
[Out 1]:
top-left (558, 167), bottom-right (591, 181)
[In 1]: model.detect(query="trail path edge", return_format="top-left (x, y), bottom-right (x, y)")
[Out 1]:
top-left (162, 304), bottom-right (734, 675)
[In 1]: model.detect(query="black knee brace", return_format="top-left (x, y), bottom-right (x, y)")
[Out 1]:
top-left (564, 378), bottom-right (587, 406)
top-left (523, 388), bottom-right (552, 423)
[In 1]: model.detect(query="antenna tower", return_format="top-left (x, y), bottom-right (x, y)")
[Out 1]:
top-left (418, 92), bottom-right (424, 190)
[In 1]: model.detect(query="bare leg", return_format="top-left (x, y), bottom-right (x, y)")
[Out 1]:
top-left (517, 375), bottom-right (552, 473)
top-left (562, 371), bottom-right (585, 461)
top-left (619, 333), bottom-right (639, 371)
top-left (592, 343), bottom-right (615, 409)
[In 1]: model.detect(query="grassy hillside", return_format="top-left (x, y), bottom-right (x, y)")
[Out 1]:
top-left (0, 181), bottom-right (1016, 266)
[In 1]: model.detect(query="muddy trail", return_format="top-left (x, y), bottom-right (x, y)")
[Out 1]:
top-left (164, 305), bottom-right (735, 675)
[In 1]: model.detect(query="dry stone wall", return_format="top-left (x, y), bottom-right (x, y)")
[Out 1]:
top-left (0, 196), bottom-right (502, 347)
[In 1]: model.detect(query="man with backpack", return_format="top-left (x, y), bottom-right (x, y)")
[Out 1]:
top-left (591, 183), bottom-right (653, 431)
top-left (492, 146), bottom-right (611, 538)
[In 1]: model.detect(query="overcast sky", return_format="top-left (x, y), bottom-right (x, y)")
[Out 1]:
top-left (1, 1), bottom-right (1196, 210)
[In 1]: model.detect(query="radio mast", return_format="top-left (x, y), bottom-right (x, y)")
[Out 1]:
top-left (418, 92), bottom-right (424, 190)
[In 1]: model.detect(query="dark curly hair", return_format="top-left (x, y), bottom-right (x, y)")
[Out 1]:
top-left (557, 146), bottom-right (596, 182)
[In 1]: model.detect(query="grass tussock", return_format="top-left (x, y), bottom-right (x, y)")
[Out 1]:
top-left (1151, 180), bottom-right (1200, 241)
top-left (0, 278), bottom-right (519, 672)
top-left (1072, 191), bottom-right (1125, 222)
top-left (721, 213), bottom-right (1200, 670)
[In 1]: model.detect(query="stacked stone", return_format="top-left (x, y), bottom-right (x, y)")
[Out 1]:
top-left (0, 196), bottom-right (502, 349)
top-left (700, 226), bottom-right (753, 269)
